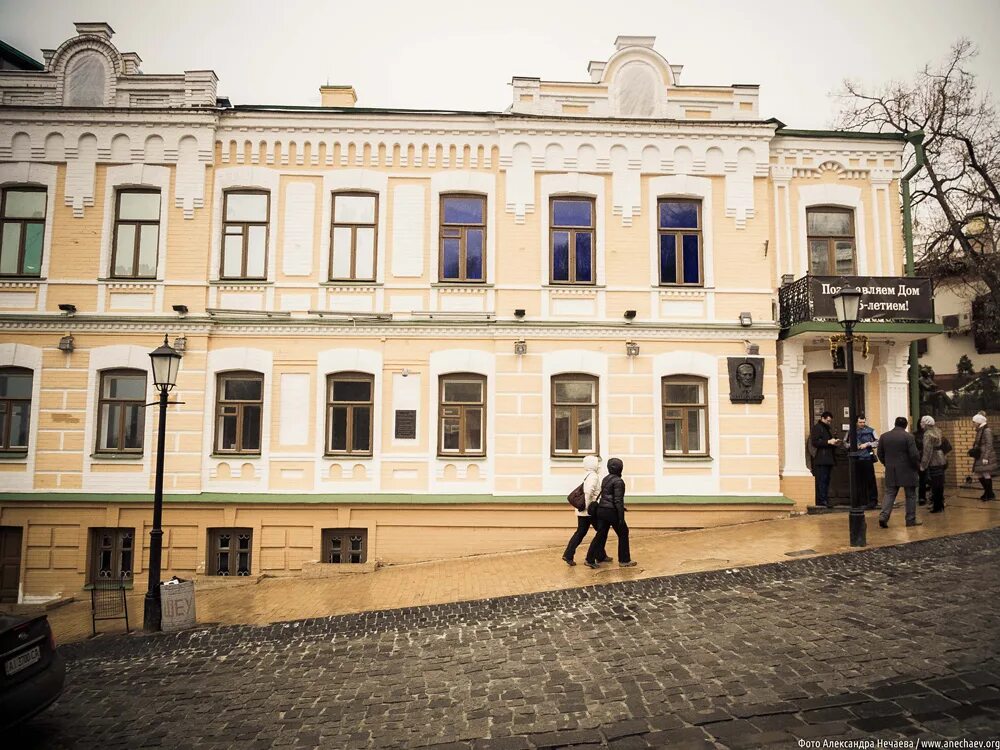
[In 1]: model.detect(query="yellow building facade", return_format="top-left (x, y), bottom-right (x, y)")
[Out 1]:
top-left (0, 26), bottom-right (938, 602)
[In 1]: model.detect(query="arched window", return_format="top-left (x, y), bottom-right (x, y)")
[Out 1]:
top-left (96, 369), bottom-right (147, 454)
top-left (662, 376), bottom-right (709, 457)
top-left (551, 374), bottom-right (598, 456)
top-left (214, 371), bottom-right (264, 454)
top-left (438, 373), bottom-right (486, 456)
top-left (325, 372), bottom-right (374, 455)
top-left (0, 366), bottom-right (33, 451)
top-left (807, 206), bottom-right (856, 275)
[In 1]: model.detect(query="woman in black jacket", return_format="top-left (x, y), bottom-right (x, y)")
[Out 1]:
top-left (585, 457), bottom-right (637, 569)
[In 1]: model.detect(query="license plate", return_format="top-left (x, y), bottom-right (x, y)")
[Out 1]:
top-left (4, 645), bottom-right (40, 676)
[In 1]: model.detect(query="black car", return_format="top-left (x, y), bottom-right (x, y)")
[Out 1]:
top-left (0, 614), bottom-right (66, 729)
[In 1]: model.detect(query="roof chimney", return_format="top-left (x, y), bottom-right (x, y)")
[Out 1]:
top-left (320, 85), bottom-right (357, 108)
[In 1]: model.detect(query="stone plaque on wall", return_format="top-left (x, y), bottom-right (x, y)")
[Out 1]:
top-left (394, 410), bottom-right (417, 440)
top-left (728, 357), bottom-right (764, 404)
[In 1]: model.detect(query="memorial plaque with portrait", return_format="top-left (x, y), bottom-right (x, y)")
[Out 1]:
top-left (728, 357), bottom-right (765, 404)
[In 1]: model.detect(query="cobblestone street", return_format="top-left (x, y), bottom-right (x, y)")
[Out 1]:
top-left (13, 529), bottom-right (1000, 749)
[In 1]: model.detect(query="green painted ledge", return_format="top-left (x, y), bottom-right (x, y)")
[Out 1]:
top-left (781, 321), bottom-right (943, 339)
top-left (0, 492), bottom-right (793, 506)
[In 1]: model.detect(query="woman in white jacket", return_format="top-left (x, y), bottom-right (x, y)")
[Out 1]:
top-left (562, 455), bottom-right (609, 566)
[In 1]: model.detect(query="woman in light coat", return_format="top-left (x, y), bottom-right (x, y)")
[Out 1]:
top-left (972, 413), bottom-right (997, 501)
top-left (562, 455), bottom-right (609, 565)
top-left (919, 416), bottom-right (948, 513)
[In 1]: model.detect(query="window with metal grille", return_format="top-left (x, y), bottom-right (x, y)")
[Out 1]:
top-left (0, 187), bottom-right (46, 278)
top-left (88, 527), bottom-right (135, 584)
top-left (549, 197), bottom-right (595, 284)
top-left (658, 199), bottom-right (702, 285)
top-left (326, 372), bottom-right (373, 455)
top-left (662, 376), bottom-right (709, 457)
top-left (221, 190), bottom-right (269, 279)
top-left (551, 375), bottom-right (598, 456)
top-left (0, 367), bottom-right (32, 451)
top-left (322, 528), bottom-right (368, 564)
top-left (439, 194), bottom-right (486, 282)
top-left (330, 192), bottom-right (377, 281)
top-left (438, 374), bottom-right (486, 456)
top-left (96, 369), bottom-right (147, 454)
top-left (111, 189), bottom-right (160, 278)
top-left (207, 528), bottom-right (253, 576)
top-left (214, 372), bottom-right (263, 454)
top-left (807, 207), bottom-right (856, 276)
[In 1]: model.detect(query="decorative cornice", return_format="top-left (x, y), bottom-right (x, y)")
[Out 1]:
top-left (0, 314), bottom-right (778, 340)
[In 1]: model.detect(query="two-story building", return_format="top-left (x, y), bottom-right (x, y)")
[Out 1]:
top-left (0, 24), bottom-right (938, 602)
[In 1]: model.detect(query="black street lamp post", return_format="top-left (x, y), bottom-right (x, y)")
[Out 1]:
top-left (833, 286), bottom-right (866, 548)
top-left (143, 335), bottom-right (182, 632)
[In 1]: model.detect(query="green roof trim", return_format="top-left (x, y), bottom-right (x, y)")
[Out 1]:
top-left (782, 321), bottom-right (943, 339)
top-left (0, 39), bottom-right (44, 71)
top-left (0, 492), bottom-right (793, 506)
top-left (775, 127), bottom-right (907, 142)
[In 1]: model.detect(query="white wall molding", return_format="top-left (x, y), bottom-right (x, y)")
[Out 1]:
top-left (647, 174), bottom-right (716, 293)
top-left (428, 171), bottom-right (497, 286)
top-left (796, 183), bottom-right (868, 277)
top-left (209, 167), bottom-right (281, 283)
top-left (318, 170), bottom-right (389, 284)
top-left (0, 162), bottom-right (57, 296)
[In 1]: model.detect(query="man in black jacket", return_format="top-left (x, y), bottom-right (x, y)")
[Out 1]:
top-left (877, 416), bottom-right (922, 528)
top-left (810, 411), bottom-right (841, 508)
top-left (585, 457), bottom-right (636, 569)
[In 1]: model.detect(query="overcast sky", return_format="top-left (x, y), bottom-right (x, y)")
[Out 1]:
top-left (2, 0), bottom-right (998, 129)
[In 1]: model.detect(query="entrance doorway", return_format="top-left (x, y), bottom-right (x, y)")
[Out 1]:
top-left (808, 373), bottom-right (866, 504)
top-left (0, 526), bottom-right (23, 603)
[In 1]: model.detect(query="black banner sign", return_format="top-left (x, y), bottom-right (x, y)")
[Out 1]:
top-left (810, 276), bottom-right (934, 323)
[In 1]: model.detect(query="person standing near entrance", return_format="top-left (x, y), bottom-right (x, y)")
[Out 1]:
top-left (851, 414), bottom-right (879, 510)
top-left (919, 416), bottom-right (949, 513)
top-left (585, 457), bottom-right (636, 569)
top-left (809, 411), bottom-right (841, 508)
top-left (971, 413), bottom-right (997, 501)
top-left (877, 417), bottom-right (921, 528)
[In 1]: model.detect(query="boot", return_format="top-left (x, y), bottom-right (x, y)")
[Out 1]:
top-left (988, 478), bottom-right (996, 500)
top-left (980, 477), bottom-right (991, 501)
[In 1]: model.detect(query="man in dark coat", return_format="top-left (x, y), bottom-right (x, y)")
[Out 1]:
top-left (809, 411), bottom-right (840, 507)
top-left (876, 416), bottom-right (922, 528)
top-left (585, 457), bottom-right (636, 569)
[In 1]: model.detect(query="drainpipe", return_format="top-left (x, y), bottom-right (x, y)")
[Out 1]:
top-left (901, 130), bottom-right (925, 424)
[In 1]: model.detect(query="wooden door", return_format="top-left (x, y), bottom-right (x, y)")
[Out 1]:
top-left (808, 373), bottom-right (865, 504)
top-left (0, 526), bottom-right (23, 603)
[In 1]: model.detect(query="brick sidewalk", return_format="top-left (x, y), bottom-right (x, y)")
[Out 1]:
top-left (46, 494), bottom-right (1000, 646)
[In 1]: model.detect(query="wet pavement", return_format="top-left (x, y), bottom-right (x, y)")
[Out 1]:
top-left (11, 526), bottom-right (1000, 749)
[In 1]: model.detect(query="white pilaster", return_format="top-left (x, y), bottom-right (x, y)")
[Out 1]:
top-left (878, 344), bottom-right (911, 431)
top-left (779, 338), bottom-right (809, 476)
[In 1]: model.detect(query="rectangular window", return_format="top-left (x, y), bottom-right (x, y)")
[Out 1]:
top-left (207, 528), bottom-right (253, 576)
top-left (440, 195), bottom-right (486, 282)
top-left (807, 207), bottom-right (855, 275)
top-left (552, 375), bottom-right (598, 456)
top-left (111, 190), bottom-right (160, 279)
top-left (221, 191), bottom-right (269, 280)
top-left (0, 367), bottom-right (32, 451)
top-left (549, 197), bottom-right (595, 284)
top-left (96, 370), bottom-right (146, 454)
top-left (438, 374), bottom-right (485, 456)
top-left (330, 192), bottom-right (377, 281)
top-left (0, 187), bottom-right (46, 277)
top-left (322, 528), bottom-right (368, 564)
top-left (658, 199), bottom-right (702, 285)
top-left (88, 527), bottom-right (135, 584)
top-left (326, 373), bottom-right (373, 455)
top-left (215, 372), bottom-right (263, 454)
top-left (662, 376), bottom-right (709, 456)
